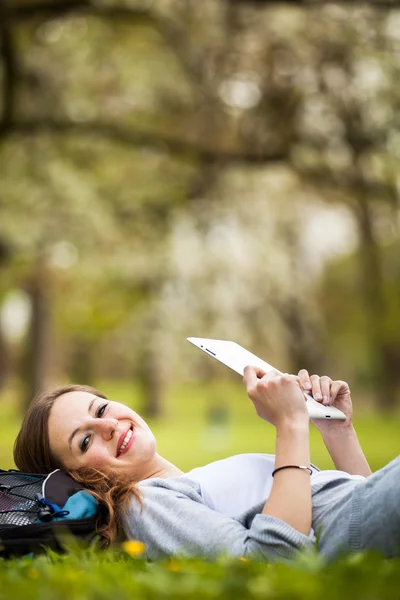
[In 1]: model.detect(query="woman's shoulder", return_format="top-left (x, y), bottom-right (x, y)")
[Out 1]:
top-left (137, 475), bottom-right (203, 498)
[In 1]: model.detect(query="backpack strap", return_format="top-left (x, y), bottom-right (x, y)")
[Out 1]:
top-left (42, 470), bottom-right (85, 507)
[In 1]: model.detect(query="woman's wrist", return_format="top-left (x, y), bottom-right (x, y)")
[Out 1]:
top-left (275, 415), bottom-right (310, 432)
top-left (320, 423), bottom-right (371, 475)
top-left (321, 422), bottom-right (356, 439)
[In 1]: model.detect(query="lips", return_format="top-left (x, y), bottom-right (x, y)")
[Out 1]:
top-left (116, 425), bottom-right (135, 458)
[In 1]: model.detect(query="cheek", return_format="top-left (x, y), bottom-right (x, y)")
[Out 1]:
top-left (85, 446), bottom-right (113, 469)
top-left (132, 411), bottom-right (150, 430)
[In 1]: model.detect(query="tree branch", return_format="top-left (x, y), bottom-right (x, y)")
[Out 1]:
top-left (1, 118), bottom-right (288, 164)
top-left (4, 0), bottom-right (400, 23)
top-left (295, 165), bottom-right (398, 203)
top-left (3, 1), bottom-right (154, 23)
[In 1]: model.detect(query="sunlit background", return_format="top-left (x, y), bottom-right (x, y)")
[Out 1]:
top-left (0, 0), bottom-right (399, 472)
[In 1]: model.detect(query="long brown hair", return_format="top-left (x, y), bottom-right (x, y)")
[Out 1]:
top-left (13, 384), bottom-right (143, 547)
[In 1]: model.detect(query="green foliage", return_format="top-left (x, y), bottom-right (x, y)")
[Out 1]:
top-left (2, 0), bottom-right (400, 409)
top-left (0, 545), bottom-right (399, 600)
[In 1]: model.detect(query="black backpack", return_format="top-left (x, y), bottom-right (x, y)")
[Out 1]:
top-left (0, 469), bottom-right (99, 558)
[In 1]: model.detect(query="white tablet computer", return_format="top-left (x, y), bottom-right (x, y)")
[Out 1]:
top-left (187, 337), bottom-right (346, 420)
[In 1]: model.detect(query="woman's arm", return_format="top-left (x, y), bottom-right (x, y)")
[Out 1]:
top-left (262, 420), bottom-right (311, 535)
top-left (297, 370), bottom-right (372, 477)
top-left (243, 368), bottom-right (312, 535)
top-left (123, 477), bottom-right (315, 562)
top-left (319, 425), bottom-right (372, 476)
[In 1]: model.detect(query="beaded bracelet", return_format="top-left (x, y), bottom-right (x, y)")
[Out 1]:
top-left (272, 465), bottom-right (313, 477)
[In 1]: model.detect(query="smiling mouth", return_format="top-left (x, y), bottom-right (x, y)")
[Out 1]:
top-left (117, 425), bottom-right (134, 457)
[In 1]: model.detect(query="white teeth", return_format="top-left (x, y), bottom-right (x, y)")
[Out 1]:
top-left (118, 429), bottom-right (132, 456)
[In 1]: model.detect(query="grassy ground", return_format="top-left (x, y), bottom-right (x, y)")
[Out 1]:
top-left (1, 379), bottom-right (400, 598)
top-left (1, 544), bottom-right (400, 599)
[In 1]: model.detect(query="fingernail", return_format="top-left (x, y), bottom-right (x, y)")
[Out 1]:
top-left (314, 392), bottom-right (322, 400)
top-left (304, 382), bottom-right (312, 390)
top-left (323, 396), bottom-right (328, 404)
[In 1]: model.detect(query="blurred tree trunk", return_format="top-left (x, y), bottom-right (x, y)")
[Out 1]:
top-left (22, 254), bottom-right (51, 410)
top-left (0, 18), bottom-right (16, 134)
top-left (380, 343), bottom-right (400, 409)
top-left (67, 336), bottom-right (95, 386)
top-left (135, 344), bottom-right (163, 419)
top-left (0, 325), bottom-right (8, 392)
top-left (0, 20), bottom-right (15, 392)
top-left (280, 297), bottom-right (323, 376)
top-left (0, 238), bottom-right (11, 392)
top-left (278, 223), bottom-right (323, 375)
top-left (353, 190), bottom-right (400, 411)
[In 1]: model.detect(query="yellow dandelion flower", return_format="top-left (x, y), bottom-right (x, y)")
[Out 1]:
top-left (240, 557), bottom-right (248, 562)
top-left (27, 568), bottom-right (39, 579)
top-left (167, 560), bottom-right (181, 572)
top-left (122, 540), bottom-right (146, 557)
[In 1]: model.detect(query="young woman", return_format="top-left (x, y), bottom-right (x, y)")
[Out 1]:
top-left (13, 368), bottom-right (400, 562)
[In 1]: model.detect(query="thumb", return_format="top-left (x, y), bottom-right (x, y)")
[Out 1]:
top-left (330, 380), bottom-right (350, 401)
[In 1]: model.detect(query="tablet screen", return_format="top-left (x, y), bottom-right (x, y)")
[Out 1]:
top-left (187, 337), bottom-right (280, 376)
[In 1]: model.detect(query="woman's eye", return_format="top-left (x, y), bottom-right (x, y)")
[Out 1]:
top-left (96, 403), bottom-right (108, 418)
top-left (80, 435), bottom-right (91, 453)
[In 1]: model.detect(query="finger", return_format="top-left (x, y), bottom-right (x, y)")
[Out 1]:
top-left (243, 365), bottom-right (262, 385)
top-left (243, 366), bottom-right (260, 400)
top-left (330, 380), bottom-right (350, 402)
top-left (269, 373), bottom-right (298, 391)
top-left (263, 369), bottom-right (282, 381)
top-left (298, 369), bottom-right (312, 390)
top-left (320, 376), bottom-right (333, 405)
top-left (280, 374), bottom-right (308, 404)
top-left (310, 374), bottom-right (322, 401)
top-left (282, 373), bottom-right (298, 384)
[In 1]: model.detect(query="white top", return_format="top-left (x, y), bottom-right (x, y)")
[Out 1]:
top-left (186, 453), bottom-right (365, 518)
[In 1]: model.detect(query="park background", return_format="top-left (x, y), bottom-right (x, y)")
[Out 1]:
top-left (1, 0), bottom-right (400, 478)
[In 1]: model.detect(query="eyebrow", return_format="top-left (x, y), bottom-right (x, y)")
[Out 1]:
top-left (68, 396), bottom-right (97, 451)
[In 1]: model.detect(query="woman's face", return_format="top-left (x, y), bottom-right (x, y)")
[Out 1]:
top-left (48, 391), bottom-right (157, 479)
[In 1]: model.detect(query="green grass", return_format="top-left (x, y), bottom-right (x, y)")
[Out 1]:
top-left (1, 546), bottom-right (400, 599)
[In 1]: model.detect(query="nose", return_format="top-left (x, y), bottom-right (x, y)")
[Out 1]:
top-left (91, 417), bottom-right (118, 441)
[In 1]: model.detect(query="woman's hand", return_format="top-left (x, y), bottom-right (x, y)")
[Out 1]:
top-left (243, 366), bottom-right (309, 428)
top-left (297, 370), bottom-right (371, 475)
top-left (297, 369), bottom-right (353, 433)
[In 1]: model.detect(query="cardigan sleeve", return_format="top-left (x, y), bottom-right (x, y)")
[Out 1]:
top-left (121, 478), bottom-right (315, 562)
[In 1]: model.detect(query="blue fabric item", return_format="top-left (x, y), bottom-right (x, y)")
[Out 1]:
top-left (41, 497), bottom-right (63, 514)
top-left (54, 491), bottom-right (98, 521)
